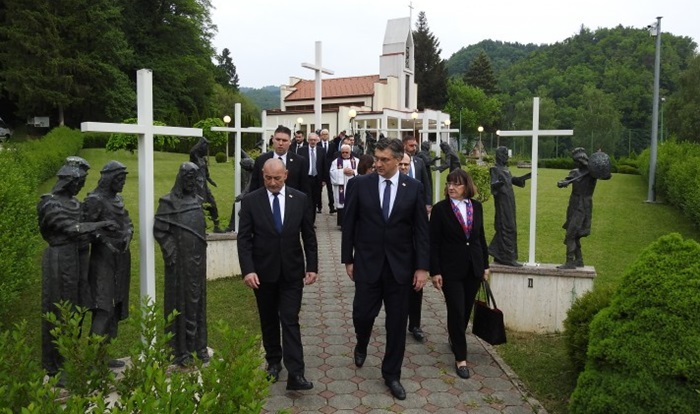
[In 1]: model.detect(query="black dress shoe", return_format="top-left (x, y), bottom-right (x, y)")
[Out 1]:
top-left (107, 359), bottom-right (126, 368)
top-left (409, 326), bottom-right (426, 342)
top-left (329, 208), bottom-right (337, 214)
top-left (317, 208), bottom-right (322, 214)
top-left (286, 374), bottom-right (313, 390)
top-left (385, 379), bottom-right (406, 400)
top-left (353, 347), bottom-right (367, 367)
top-left (455, 365), bottom-right (470, 379)
top-left (266, 363), bottom-right (282, 383)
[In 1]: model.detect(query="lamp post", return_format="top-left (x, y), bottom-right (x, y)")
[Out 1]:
top-left (223, 115), bottom-right (231, 162)
top-left (348, 109), bottom-right (357, 137)
top-left (477, 126), bottom-right (484, 159)
top-left (647, 16), bottom-right (662, 203)
top-left (444, 119), bottom-right (451, 144)
top-left (296, 117), bottom-right (304, 135)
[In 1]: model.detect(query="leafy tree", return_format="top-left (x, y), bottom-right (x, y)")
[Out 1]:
top-left (215, 48), bottom-right (240, 92)
top-left (0, 0), bottom-right (133, 126)
top-left (573, 85), bottom-right (624, 154)
top-left (447, 40), bottom-right (541, 79)
top-left (665, 55), bottom-right (700, 143)
top-left (443, 79), bottom-right (501, 150)
top-left (120, 0), bottom-right (219, 124)
top-left (413, 11), bottom-right (447, 110)
top-left (463, 51), bottom-right (498, 95)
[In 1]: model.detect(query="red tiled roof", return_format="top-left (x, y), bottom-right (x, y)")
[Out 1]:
top-left (286, 75), bottom-right (383, 101)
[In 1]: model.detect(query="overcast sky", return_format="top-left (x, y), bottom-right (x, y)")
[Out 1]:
top-left (210, 0), bottom-right (699, 89)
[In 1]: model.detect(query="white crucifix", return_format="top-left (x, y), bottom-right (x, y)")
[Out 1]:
top-left (302, 41), bottom-right (334, 131)
top-left (212, 103), bottom-right (276, 231)
top-left (81, 69), bottom-right (203, 302)
top-left (497, 97), bottom-right (573, 266)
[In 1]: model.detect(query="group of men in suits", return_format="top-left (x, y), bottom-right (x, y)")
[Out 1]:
top-left (239, 125), bottom-right (436, 399)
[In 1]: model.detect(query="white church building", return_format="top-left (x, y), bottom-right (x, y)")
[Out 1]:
top-left (264, 17), bottom-right (452, 144)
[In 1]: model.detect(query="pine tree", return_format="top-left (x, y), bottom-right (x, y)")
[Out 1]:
top-left (216, 48), bottom-right (240, 92)
top-left (464, 51), bottom-right (498, 96)
top-left (413, 12), bottom-right (447, 110)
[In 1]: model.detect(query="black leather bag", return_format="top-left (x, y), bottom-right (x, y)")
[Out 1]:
top-left (472, 280), bottom-right (507, 345)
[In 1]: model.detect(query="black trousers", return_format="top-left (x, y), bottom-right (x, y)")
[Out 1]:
top-left (325, 181), bottom-right (335, 210)
top-left (441, 274), bottom-right (481, 362)
top-left (254, 278), bottom-right (305, 376)
top-left (408, 289), bottom-right (423, 330)
top-left (353, 260), bottom-right (411, 381)
top-left (308, 175), bottom-right (322, 212)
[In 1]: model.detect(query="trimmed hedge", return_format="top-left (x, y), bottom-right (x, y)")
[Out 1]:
top-left (0, 126), bottom-right (83, 317)
top-left (569, 233), bottom-right (700, 413)
top-left (638, 142), bottom-right (700, 228)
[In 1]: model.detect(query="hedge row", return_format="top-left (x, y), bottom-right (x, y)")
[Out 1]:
top-left (638, 141), bottom-right (700, 228)
top-left (0, 126), bottom-right (83, 317)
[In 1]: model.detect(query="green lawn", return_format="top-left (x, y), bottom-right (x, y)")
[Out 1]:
top-left (8, 150), bottom-right (700, 414)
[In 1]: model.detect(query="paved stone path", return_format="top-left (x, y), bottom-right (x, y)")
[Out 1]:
top-left (261, 209), bottom-right (547, 414)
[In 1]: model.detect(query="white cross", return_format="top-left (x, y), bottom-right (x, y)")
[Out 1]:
top-left (497, 97), bottom-right (574, 266)
top-left (211, 103), bottom-right (276, 231)
top-left (302, 41), bottom-right (334, 131)
top-left (81, 69), bottom-right (202, 302)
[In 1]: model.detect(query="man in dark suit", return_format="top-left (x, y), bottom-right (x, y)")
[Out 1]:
top-left (238, 158), bottom-right (318, 391)
top-left (249, 125), bottom-right (310, 196)
top-left (319, 129), bottom-right (334, 213)
top-left (402, 135), bottom-right (433, 343)
top-left (297, 132), bottom-right (327, 220)
top-left (341, 137), bottom-right (430, 400)
top-left (290, 130), bottom-right (307, 154)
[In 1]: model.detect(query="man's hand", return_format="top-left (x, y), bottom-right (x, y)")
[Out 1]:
top-left (432, 274), bottom-right (443, 291)
top-left (483, 269), bottom-right (491, 281)
top-left (413, 269), bottom-right (428, 291)
top-left (345, 263), bottom-right (354, 281)
top-left (305, 272), bottom-right (318, 285)
top-left (243, 272), bottom-right (260, 289)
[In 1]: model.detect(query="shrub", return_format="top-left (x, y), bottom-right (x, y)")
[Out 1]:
top-left (563, 286), bottom-right (614, 373)
top-left (615, 165), bottom-right (639, 175)
top-left (0, 126), bottom-right (83, 317)
top-left (215, 152), bottom-right (227, 163)
top-left (465, 163), bottom-right (491, 203)
top-left (105, 118), bottom-right (179, 153)
top-left (82, 132), bottom-right (110, 149)
top-left (539, 157), bottom-right (574, 170)
top-left (0, 299), bottom-right (269, 413)
top-left (569, 233), bottom-right (700, 414)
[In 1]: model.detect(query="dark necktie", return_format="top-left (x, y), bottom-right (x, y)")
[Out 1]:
top-left (409, 159), bottom-right (414, 178)
top-left (278, 155), bottom-right (284, 166)
top-left (273, 193), bottom-right (282, 233)
top-left (382, 180), bottom-right (392, 221)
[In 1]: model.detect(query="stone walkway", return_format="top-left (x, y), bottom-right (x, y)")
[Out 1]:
top-left (261, 208), bottom-right (547, 414)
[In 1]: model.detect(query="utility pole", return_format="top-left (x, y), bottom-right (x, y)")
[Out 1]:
top-left (646, 16), bottom-right (662, 203)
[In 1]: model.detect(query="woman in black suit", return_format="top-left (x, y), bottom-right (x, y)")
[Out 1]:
top-left (430, 168), bottom-right (490, 379)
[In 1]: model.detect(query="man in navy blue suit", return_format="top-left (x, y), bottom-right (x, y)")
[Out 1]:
top-left (341, 137), bottom-right (430, 400)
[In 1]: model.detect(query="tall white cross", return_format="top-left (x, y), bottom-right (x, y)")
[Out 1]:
top-left (212, 104), bottom-right (276, 231)
top-left (496, 97), bottom-right (574, 266)
top-left (81, 69), bottom-right (202, 301)
top-left (302, 41), bottom-right (334, 132)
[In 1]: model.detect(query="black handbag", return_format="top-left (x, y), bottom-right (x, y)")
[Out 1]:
top-left (472, 280), bottom-right (507, 345)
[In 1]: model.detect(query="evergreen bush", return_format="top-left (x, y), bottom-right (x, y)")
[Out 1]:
top-left (569, 233), bottom-right (700, 414)
top-left (465, 163), bottom-right (491, 203)
top-left (563, 286), bottom-right (614, 373)
top-left (0, 126), bottom-right (83, 317)
top-left (214, 152), bottom-right (227, 163)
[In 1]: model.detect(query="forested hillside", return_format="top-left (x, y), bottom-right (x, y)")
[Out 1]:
top-left (445, 25), bottom-right (698, 157)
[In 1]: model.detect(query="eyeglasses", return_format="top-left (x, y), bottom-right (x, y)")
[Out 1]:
top-left (446, 182), bottom-right (464, 187)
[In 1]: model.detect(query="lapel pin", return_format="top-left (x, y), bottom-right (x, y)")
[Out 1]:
top-left (401, 183), bottom-right (406, 187)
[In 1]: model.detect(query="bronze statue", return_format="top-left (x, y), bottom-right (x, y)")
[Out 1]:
top-left (38, 158), bottom-right (116, 380)
top-left (488, 147), bottom-right (530, 266)
top-left (432, 142), bottom-right (461, 172)
top-left (154, 162), bottom-right (208, 365)
top-left (189, 137), bottom-right (223, 233)
top-left (416, 141), bottom-right (439, 170)
top-left (556, 148), bottom-right (611, 269)
top-left (83, 161), bottom-right (133, 368)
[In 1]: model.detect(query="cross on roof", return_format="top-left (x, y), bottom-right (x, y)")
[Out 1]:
top-left (301, 41), bottom-right (334, 132)
top-left (81, 69), bottom-right (202, 301)
top-left (497, 97), bottom-right (573, 266)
